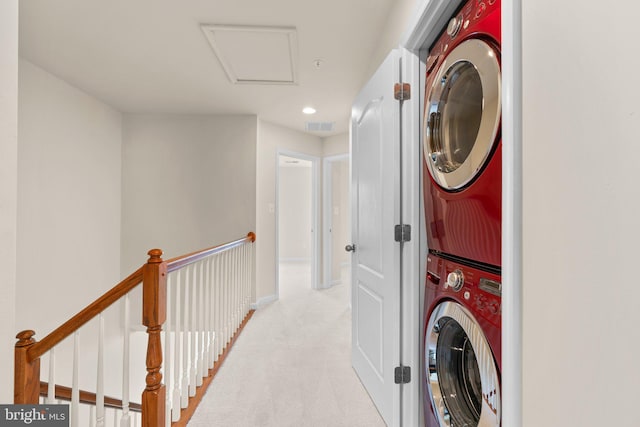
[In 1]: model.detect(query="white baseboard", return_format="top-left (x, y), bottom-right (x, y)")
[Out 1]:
top-left (251, 294), bottom-right (278, 309)
top-left (319, 279), bottom-right (342, 289)
top-left (279, 257), bottom-right (311, 263)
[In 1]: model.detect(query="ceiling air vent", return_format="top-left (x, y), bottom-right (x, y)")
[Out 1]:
top-left (305, 122), bottom-right (334, 132)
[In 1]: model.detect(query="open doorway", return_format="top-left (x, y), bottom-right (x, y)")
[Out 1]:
top-left (323, 154), bottom-right (350, 292)
top-left (276, 151), bottom-right (319, 298)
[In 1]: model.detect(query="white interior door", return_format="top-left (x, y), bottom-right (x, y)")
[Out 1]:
top-left (350, 50), bottom-right (401, 426)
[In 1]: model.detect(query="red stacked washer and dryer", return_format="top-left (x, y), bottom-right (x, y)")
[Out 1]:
top-left (422, 0), bottom-right (502, 426)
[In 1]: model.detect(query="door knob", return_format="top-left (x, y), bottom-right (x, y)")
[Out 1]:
top-left (345, 244), bottom-right (356, 252)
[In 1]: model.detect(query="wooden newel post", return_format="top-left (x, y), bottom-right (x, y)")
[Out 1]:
top-left (14, 330), bottom-right (40, 404)
top-left (142, 249), bottom-right (167, 427)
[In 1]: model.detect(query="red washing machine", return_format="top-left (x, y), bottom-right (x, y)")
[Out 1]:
top-left (424, 253), bottom-right (501, 427)
top-left (423, 0), bottom-right (502, 269)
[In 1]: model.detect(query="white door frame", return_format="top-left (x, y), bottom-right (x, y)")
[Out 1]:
top-left (322, 153), bottom-right (350, 289)
top-left (275, 149), bottom-right (321, 296)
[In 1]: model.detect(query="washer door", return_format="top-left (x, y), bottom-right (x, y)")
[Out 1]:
top-left (425, 301), bottom-right (500, 426)
top-left (424, 39), bottom-right (501, 190)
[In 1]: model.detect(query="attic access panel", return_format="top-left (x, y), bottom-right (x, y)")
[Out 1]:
top-left (201, 24), bottom-right (298, 85)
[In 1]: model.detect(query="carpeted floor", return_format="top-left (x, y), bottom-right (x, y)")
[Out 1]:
top-left (187, 262), bottom-right (385, 426)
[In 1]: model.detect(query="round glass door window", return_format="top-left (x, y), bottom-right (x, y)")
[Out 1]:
top-left (424, 39), bottom-right (501, 190)
top-left (425, 301), bottom-right (501, 426)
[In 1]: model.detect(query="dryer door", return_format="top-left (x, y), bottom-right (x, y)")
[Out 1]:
top-left (425, 301), bottom-right (500, 426)
top-left (424, 39), bottom-right (501, 190)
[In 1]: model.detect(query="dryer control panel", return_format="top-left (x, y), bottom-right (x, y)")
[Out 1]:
top-left (424, 0), bottom-right (501, 79)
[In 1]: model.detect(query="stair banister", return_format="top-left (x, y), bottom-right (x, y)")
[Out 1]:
top-left (14, 231), bottom-right (256, 426)
top-left (141, 249), bottom-right (167, 427)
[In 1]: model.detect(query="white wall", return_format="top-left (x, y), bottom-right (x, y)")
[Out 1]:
top-left (256, 120), bottom-right (323, 303)
top-left (121, 114), bottom-right (257, 274)
top-left (322, 132), bottom-right (349, 157)
top-left (323, 133), bottom-right (350, 286)
top-left (518, 1), bottom-right (640, 425)
top-left (330, 159), bottom-right (350, 282)
top-left (16, 59), bottom-right (123, 336)
top-left (364, 0), bottom-right (418, 83)
top-left (0, 0), bottom-right (18, 403)
top-left (278, 164), bottom-right (312, 261)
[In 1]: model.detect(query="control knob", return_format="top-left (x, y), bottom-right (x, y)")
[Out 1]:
top-left (446, 16), bottom-right (462, 38)
top-left (445, 269), bottom-right (464, 291)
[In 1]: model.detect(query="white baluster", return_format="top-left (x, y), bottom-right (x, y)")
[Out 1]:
top-left (250, 242), bottom-right (254, 310)
top-left (229, 248), bottom-right (236, 332)
top-left (180, 266), bottom-right (189, 408)
top-left (189, 263), bottom-right (197, 396)
top-left (234, 247), bottom-right (240, 331)
top-left (222, 251), bottom-right (228, 351)
top-left (90, 406), bottom-right (96, 427)
top-left (247, 243), bottom-right (252, 313)
top-left (197, 260), bottom-right (204, 386)
top-left (71, 331), bottom-right (80, 427)
top-left (207, 257), bottom-right (214, 369)
top-left (228, 250), bottom-right (233, 346)
top-left (228, 249), bottom-right (233, 342)
top-left (241, 245), bottom-right (246, 317)
top-left (121, 294), bottom-right (131, 427)
top-left (97, 314), bottom-right (105, 427)
top-left (203, 259), bottom-right (209, 370)
top-left (164, 274), bottom-right (172, 427)
top-left (214, 254), bottom-right (221, 362)
top-left (245, 242), bottom-right (250, 315)
top-left (202, 258), bottom-right (210, 372)
top-left (47, 347), bottom-right (55, 403)
top-left (241, 243), bottom-right (247, 317)
top-left (236, 246), bottom-right (242, 327)
top-left (173, 269), bottom-right (183, 420)
top-left (238, 246), bottom-right (244, 327)
top-left (231, 248), bottom-right (238, 337)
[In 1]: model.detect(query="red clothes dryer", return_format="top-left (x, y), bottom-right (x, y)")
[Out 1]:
top-left (423, 0), bottom-right (502, 269)
top-left (424, 253), bottom-right (501, 427)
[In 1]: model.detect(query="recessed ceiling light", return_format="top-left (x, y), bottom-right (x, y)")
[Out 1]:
top-left (302, 107), bottom-right (316, 115)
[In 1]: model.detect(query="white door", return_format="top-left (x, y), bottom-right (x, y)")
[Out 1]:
top-left (350, 50), bottom-right (402, 426)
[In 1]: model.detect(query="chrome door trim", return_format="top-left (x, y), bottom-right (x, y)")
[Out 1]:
top-left (424, 38), bottom-right (501, 190)
top-left (425, 300), bottom-right (501, 426)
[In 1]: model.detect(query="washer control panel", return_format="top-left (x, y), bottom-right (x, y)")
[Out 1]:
top-left (426, 254), bottom-right (501, 327)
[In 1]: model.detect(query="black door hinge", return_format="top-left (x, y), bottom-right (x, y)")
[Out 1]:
top-left (394, 224), bottom-right (411, 243)
top-left (394, 83), bottom-right (411, 101)
top-left (394, 366), bottom-right (411, 384)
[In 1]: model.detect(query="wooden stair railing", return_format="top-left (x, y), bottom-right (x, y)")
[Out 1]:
top-left (39, 382), bottom-right (143, 412)
top-left (15, 232), bottom-right (256, 427)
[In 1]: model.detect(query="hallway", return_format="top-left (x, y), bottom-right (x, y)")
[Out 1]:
top-left (187, 262), bottom-right (385, 426)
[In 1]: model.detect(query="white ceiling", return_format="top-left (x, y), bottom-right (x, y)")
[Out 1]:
top-left (18, 0), bottom-right (398, 136)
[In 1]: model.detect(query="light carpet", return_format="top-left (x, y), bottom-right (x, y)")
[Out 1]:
top-left (187, 262), bottom-right (385, 426)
